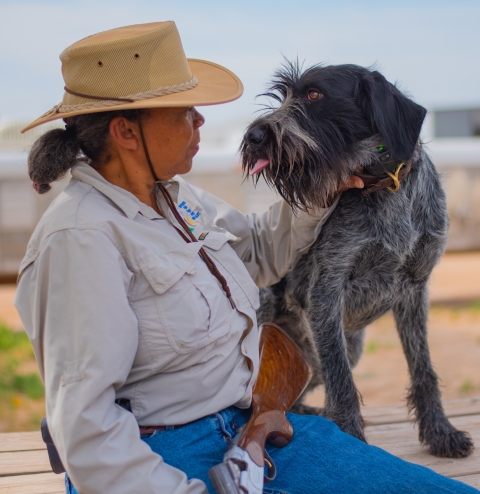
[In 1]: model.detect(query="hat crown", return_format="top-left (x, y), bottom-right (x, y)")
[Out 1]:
top-left (60, 22), bottom-right (192, 104)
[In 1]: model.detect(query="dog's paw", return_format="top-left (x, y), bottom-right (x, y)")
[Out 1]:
top-left (290, 403), bottom-right (324, 415)
top-left (425, 428), bottom-right (474, 458)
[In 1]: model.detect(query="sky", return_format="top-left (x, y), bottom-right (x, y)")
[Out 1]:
top-left (0, 0), bottom-right (479, 128)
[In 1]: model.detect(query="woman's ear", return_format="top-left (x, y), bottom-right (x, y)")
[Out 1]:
top-left (109, 117), bottom-right (140, 151)
top-left (355, 71), bottom-right (427, 161)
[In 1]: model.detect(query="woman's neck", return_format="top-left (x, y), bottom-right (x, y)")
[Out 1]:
top-left (95, 154), bottom-right (163, 216)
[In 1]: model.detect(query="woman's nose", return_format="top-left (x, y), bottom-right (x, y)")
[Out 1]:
top-left (193, 108), bottom-right (205, 128)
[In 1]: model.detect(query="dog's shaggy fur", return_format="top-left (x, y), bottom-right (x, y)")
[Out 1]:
top-left (241, 62), bottom-right (474, 458)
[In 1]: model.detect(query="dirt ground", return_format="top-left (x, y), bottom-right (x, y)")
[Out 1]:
top-left (0, 251), bottom-right (479, 432)
top-left (305, 306), bottom-right (480, 408)
top-left (304, 251), bottom-right (480, 408)
top-left (1, 252), bottom-right (478, 331)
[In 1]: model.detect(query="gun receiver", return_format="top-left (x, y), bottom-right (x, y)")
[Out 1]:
top-left (209, 322), bottom-right (313, 494)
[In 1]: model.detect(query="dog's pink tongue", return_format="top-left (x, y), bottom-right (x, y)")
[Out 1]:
top-left (249, 159), bottom-right (270, 176)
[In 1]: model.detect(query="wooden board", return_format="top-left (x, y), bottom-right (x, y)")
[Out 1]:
top-left (453, 474), bottom-right (480, 489)
top-left (0, 473), bottom-right (64, 494)
top-left (363, 397), bottom-right (480, 426)
top-left (0, 397), bottom-right (478, 491)
top-left (0, 450), bottom-right (52, 476)
top-left (0, 431), bottom-right (45, 453)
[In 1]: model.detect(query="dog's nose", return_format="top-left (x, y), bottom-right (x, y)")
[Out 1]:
top-left (246, 125), bottom-right (268, 147)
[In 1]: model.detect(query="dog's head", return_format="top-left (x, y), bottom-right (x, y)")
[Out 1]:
top-left (240, 62), bottom-right (427, 209)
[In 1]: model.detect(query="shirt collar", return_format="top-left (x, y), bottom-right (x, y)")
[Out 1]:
top-left (70, 161), bottom-right (180, 221)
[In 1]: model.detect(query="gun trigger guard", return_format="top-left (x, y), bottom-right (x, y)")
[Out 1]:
top-left (263, 450), bottom-right (276, 484)
top-left (230, 458), bottom-right (248, 472)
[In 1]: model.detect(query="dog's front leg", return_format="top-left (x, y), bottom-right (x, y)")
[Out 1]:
top-left (393, 282), bottom-right (474, 458)
top-left (308, 290), bottom-right (366, 442)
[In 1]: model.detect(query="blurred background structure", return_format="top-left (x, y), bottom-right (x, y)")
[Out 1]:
top-left (0, 0), bottom-right (479, 432)
top-left (1, 109), bottom-right (480, 277)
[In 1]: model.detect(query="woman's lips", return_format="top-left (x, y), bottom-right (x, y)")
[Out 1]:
top-left (249, 159), bottom-right (270, 176)
top-left (190, 143), bottom-right (200, 155)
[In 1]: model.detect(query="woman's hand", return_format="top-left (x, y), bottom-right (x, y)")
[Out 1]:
top-left (336, 170), bottom-right (364, 194)
top-left (321, 170), bottom-right (363, 208)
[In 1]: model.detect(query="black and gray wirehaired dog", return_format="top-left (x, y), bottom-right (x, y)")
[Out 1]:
top-left (241, 62), bottom-right (474, 458)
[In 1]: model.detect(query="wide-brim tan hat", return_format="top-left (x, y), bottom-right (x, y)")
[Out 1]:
top-left (22, 21), bottom-right (243, 133)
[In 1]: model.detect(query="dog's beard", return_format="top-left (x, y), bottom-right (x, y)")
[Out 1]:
top-left (242, 114), bottom-right (386, 211)
top-left (241, 95), bottom-right (339, 210)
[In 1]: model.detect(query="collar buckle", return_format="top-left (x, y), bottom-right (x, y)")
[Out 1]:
top-left (386, 163), bottom-right (404, 192)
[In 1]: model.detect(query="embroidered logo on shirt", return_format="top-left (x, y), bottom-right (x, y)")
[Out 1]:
top-left (199, 231), bottom-right (210, 240)
top-left (177, 201), bottom-right (202, 232)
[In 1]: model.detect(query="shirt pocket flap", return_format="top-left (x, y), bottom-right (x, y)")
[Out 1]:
top-left (200, 232), bottom-right (230, 251)
top-left (138, 243), bottom-right (203, 294)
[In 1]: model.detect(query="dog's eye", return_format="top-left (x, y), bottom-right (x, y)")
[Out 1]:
top-left (307, 90), bottom-right (323, 101)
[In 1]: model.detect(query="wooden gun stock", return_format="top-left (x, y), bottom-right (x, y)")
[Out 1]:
top-left (237, 322), bottom-right (313, 467)
top-left (209, 322), bottom-right (313, 494)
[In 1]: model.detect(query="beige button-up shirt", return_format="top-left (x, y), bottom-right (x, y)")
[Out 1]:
top-left (14, 162), bottom-right (334, 494)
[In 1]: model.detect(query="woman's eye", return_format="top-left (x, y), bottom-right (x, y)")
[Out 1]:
top-left (307, 90), bottom-right (323, 101)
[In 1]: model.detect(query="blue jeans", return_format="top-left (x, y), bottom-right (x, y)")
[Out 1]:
top-left (66, 406), bottom-right (478, 493)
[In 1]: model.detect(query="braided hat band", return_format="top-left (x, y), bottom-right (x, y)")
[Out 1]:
top-left (50, 76), bottom-right (199, 114)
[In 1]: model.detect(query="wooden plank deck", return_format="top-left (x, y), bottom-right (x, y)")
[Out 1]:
top-left (0, 397), bottom-right (479, 493)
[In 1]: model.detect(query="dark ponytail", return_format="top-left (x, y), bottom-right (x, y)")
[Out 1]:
top-left (28, 126), bottom-right (79, 194)
top-left (28, 109), bottom-right (145, 194)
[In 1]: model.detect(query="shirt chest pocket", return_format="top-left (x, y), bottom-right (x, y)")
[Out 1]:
top-left (202, 233), bottom-right (260, 312)
top-left (137, 245), bottom-right (233, 354)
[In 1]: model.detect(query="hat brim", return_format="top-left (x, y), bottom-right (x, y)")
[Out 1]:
top-left (21, 59), bottom-right (243, 133)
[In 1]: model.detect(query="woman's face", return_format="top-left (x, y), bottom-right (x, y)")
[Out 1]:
top-left (141, 107), bottom-right (205, 180)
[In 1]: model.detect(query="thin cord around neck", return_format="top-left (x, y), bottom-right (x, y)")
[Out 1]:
top-left (136, 111), bottom-right (236, 309)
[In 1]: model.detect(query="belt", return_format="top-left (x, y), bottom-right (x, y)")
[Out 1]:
top-left (139, 423), bottom-right (187, 435)
top-left (115, 399), bottom-right (193, 435)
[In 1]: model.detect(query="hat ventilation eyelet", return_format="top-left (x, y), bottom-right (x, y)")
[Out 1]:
top-left (98, 61), bottom-right (103, 67)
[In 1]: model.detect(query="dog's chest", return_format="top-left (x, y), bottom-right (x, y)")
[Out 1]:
top-left (306, 189), bottom-right (418, 273)
top-left (285, 189), bottom-right (419, 313)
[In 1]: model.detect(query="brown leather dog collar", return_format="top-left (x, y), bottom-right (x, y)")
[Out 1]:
top-left (354, 161), bottom-right (412, 196)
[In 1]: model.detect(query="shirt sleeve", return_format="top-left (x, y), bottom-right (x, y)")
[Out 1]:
top-left (196, 189), bottom-right (338, 288)
top-left (14, 228), bottom-right (207, 494)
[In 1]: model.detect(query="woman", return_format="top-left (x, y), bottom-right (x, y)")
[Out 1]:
top-left (15, 22), bottom-right (476, 494)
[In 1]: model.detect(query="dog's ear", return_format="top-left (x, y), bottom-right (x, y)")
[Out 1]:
top-left (356, 71), bottom-right (427, 161)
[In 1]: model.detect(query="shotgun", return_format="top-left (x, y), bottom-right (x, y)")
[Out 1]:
top-left (208, 322), bottom-right (313, 494)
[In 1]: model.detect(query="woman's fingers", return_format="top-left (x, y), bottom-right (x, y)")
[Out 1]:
top-left (350, 175), bottom-right (364, 189)
top-left (337, 175), bottom-right (364, 194)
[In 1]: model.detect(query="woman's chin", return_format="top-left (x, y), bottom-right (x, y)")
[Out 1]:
top-left (159, 157), bottom-right (194, 179)
top-left (175, 160), bottom-right (194, 176)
